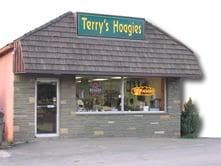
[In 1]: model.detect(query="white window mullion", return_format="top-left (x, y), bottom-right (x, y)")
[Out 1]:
top-left (121, 77), bottom-right (124, 111)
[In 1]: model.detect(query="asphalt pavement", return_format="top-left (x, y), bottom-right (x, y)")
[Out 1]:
top-left (0, 137), bottom-right (221, 166)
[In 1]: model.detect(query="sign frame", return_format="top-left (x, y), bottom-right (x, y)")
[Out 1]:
top-left (77, 12), bottom-right (145, 40)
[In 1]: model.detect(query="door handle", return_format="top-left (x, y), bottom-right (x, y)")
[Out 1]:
top-left (37, 105), bottom-right (56, 108)
top-left (47, 105), bottom-right (56, 108)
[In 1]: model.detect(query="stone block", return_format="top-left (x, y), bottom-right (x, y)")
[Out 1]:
top-left (14, 126), bottom-right (20, 132)
top-left (28, 122), bottom-right (35, 126)
top-left (14, 115), bottom-right (27, 118)
top-left (160, 115), bottom-right (170, 120)
top-left (107, 121), bottom-right (115, 124)
top-left (154, 131), bottom-right (165, 134)
top-left (94, 130), bottom-right (104, 136)
top-left (28, 97), bottom-right (35, 104)
top-left (70, 111), bottom-right (76, 115)
top-left (134, 115), bottom-right (143, 117)
top-left (174, 132), bottom-right (181, 137)
top-left (174, 100), bottom-right (181, 104)
top-left (61, 100), bottom-right (67, 105)
top-left (127, 127), bottom-right (136, 130)
top-left (60, 128), bottom-right (69, 134)
top-left (150, 122), bottom-right (159, 125)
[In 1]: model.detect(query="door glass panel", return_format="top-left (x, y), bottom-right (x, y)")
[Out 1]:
top-left (37, 81), bottom-right (57, 134)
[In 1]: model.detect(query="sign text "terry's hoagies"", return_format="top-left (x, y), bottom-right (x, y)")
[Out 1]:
top-left (77, 12), bottom-right (145, 40)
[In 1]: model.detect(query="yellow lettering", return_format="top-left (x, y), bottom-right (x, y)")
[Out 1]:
top-left (95, 22), bottom-right (99, 31)
top-left (134, 25), bottom-right (139, 33)
top-left (81, 17), bottom-right (87, 30)
top-left (81, 16), bottom-right (142, 38)
top-left (138, 26), bottom-right (142, 34)
top-left (87, 21), bottom-right (91, 30)
top-left (123, 24), bottom-right (128, 33)
top-left (91, 21), bottom-right (95, 30)
top-left (119, 24), bottom-right (123, 32)
top-left (98, 22), bottom-right (103, 34)
top-left (128, 25), bottom-right (132, 36)
top-left (105, 22), bottom-right (109, 32)
top-left (113, 20), bottom-right (119, 33)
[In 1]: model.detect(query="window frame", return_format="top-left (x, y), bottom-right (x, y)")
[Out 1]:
top-left (75, 76), bottom-right (167, 114)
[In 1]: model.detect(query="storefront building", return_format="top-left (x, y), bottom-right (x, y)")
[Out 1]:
top-left (0, 12), bottom-right (202, 142)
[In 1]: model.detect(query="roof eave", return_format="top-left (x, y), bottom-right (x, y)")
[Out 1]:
top-left (0, 43), bottom-right (14, 57)
top-left (15, 69), bottom-right (202, 79)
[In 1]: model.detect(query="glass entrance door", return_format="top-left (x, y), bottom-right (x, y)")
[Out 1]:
top-left (36, 80), bottom-right (58, 135)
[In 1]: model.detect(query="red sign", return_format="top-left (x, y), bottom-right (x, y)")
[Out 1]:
top-left (89, 82), bottom-right (102, 96)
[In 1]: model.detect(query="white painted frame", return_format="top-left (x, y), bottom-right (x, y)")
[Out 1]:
top-left (75, 77), bottom-right (167, 114)
top-left (121, 77), bottom-right (125, 111)
top-left (35, 78), bottom-right (60, 137)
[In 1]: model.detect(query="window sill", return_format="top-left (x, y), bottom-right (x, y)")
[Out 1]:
top-left (75, 111), bottom-right (167, 115)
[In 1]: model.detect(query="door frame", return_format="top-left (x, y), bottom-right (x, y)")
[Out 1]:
top-left (35, 78), bottom-right (60, 137)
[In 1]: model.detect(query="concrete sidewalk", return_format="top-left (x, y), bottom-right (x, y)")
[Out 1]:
top-left (1, 138), bottom-right (221, 166)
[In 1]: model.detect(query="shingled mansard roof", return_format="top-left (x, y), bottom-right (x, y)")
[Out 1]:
top-left (1, 11), bottom-right (202, 78)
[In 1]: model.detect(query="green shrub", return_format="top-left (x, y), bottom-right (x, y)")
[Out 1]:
top-left (181, 98), bottom-right (202, 138)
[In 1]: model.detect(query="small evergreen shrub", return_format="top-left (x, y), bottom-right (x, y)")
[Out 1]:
top-left (181, 98), bottom-right (202, 138)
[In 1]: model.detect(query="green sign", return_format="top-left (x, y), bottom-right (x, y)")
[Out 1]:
top-left (77, 12), bottom-right (145, 40)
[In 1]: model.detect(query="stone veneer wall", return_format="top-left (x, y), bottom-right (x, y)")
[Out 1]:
top-left (14, 75), bottom-right (36, 142)
top-left (13, 75), bottom-right (181, 142)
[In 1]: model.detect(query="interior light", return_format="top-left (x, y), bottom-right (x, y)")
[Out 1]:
top-left (111, 77), bottom-right (122, 79)
top-left (92, 78), bottom-right (108, 81)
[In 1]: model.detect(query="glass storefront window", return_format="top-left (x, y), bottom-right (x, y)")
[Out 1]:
top-left (75, 76), bottom-right (165, 112)
top-left (76, 77), bottom-right (121, 112)
top-left (124, 78), bottom-right (165, 112)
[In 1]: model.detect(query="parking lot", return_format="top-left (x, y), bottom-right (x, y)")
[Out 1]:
top-left (1, 137), bottom-right (221, 166)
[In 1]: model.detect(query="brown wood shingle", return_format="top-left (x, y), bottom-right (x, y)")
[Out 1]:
top-left (17, 11), bottom-right (202, 78)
